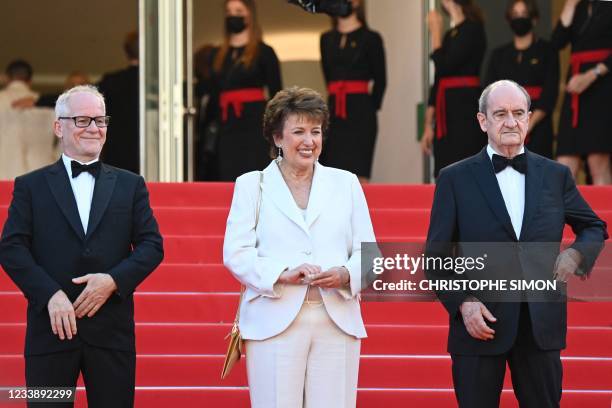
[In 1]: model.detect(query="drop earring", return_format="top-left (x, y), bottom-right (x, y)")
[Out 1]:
top-left (276, 145), bottom-right (282, 163)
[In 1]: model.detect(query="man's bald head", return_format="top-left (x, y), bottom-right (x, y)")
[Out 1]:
top-left (479, 80), bottom-right (530, 116)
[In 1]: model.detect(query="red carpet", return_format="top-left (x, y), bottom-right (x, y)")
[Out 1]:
top-left (0, 181), bottom-right (611, 407)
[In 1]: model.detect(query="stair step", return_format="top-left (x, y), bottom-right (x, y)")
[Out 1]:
top-left (153, 207), bottom-right (435, 236)
top-left (0, 264), bottom-right (239, 293)
top-left (161, 235), bottom-right (612, 263)
top-left (161, 235), bottom-right (426, 263)
top-left (2, 182), bottom-right (610, 211)
top-left (3, 264), bottom-right (612, 299)
top-left (148, 183), bottom-right (235, 208)
top-left (1, 293), bottom-right (611, 327)
top-left (1, 323), bottom-right (610, 356)
top-left (147, 183), bottom-right (438, 210)
top-left (1, 354), bottom-right (611, 389)
top-left (3, 206), bottom-right (610, 240)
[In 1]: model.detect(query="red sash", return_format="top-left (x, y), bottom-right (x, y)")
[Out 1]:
top-left (327, 80), bottom-right (370, 119)
top-left (435, 76), bottom-right (480, 139)
top-left (569, 49), bottom-right (612, 127)
top-left (219, 88), bottom-right (266, 122)
top-left (524, 86), bottom-right (543, 101)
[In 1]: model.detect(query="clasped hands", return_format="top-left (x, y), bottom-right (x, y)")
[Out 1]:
top-left (47, 273), bottom-right (117, 340)
top-left (460, 248), bottom-right (582, 341)
top-left (278, 264), bottom-right (350, 289)
top-left (566, 71), bottom-right (597, 95)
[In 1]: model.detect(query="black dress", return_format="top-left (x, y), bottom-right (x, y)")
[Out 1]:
top-left (319, 26), bottom-right (386, 178)
top-left (210, 42), bottom-right (281, 181)
top-left (551, 0), bottom-right (612, 156)
top-left (485, 39), bottom-right (559, 158)
top-left (195, 75), bottom-right (218, 181)
top-left (429, 20), bottom-right (487, 177)
top-left (97, 65), bottom-right (140, 174)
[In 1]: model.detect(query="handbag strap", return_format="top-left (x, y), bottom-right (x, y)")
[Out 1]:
top-left (234, 171), bottom-right (264, 325)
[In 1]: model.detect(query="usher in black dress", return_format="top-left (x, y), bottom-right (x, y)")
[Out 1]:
top-left (428, 19), bottom-right (487, 177)
top-left (551, 0), bottom-right (612, 157)
top-left (319, 26), bottom-right (386, 178)
top-left (485, 38), bottom-right (559, 158)
top-left (209, 42), bottom-right (282, 181)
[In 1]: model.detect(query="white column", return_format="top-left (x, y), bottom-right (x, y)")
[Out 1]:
top-left (157, 0), bottom-right (184, 182)
top-left (139, 0), bottom-right (185, 181)
top-left (367, 0), bottom-right (425, 183)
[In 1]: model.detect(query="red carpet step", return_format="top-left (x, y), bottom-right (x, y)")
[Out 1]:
top-left (2, 292), bottom-right (612, 327)
top-left (1, 292), bottom-right (611, 326)
top-left (3, 263), bottom-right (612, 295)
top-left (162, 235), bottom-right (612, 264)
top-left (1, 323), bottom-right (610, 357)
top-left (2, 354), bottom-right (611, 390)
top-left (1, 182), bottom-right (610, 210)
top-left (2, 206), bottom-right (611, 240)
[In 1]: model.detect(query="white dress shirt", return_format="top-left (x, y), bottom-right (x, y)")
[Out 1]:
top-left (62, 154), bottom-right (98, 234)
top-left (487, 144), bottom-right (525, 239)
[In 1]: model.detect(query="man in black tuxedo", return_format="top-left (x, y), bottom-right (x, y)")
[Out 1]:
top-left (425, 80), bottom-right (607, 408)
top-left (0, 85), bottom-right (163, 407)
top-left (97, 31), bottom-right (140, 174)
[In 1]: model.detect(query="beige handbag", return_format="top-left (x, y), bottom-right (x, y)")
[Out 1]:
top-left (221, 172), bottom-right (263, 379)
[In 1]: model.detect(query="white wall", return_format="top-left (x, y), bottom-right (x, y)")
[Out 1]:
top-left (368, 0), bottom-right (424, 183)
top-left (0, 0), bottom-right (138, 88)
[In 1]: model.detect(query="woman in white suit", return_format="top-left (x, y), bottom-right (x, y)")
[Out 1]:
top-left (223, 86), bottom-right (376, 408)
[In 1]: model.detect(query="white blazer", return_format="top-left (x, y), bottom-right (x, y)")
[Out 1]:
top-left (223, 161), bottom-right (375, 340)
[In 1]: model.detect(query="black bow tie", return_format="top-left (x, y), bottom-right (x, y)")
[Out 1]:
top-left (71, 160), bottom-right (101, 178)
top-left (492, 153), bottom-right (527, 174)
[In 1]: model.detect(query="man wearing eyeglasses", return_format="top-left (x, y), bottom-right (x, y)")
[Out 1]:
top-left (0, 85), bottom-right (163, 407)
top-left (424, 80), bottom-right (607, 407)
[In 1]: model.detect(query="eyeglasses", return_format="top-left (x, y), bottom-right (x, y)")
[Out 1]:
top-left (58, 116), bottom-right (111, 128)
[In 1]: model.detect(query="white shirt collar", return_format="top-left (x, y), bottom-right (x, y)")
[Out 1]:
top-left (61, 153), bottom-right (99, 178)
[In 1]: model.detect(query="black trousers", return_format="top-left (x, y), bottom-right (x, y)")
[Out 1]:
top-left (451, 304), bottom-right (562, 408)
top-left (25, 342), bottom-right (136, 408)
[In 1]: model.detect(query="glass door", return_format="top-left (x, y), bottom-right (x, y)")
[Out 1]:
top-left (139, 0), bottom-right (193, 182)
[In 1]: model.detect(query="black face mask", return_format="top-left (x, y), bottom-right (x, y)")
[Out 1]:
top-left (226, 16), bottom-right (247, 34)
top-left (509, 17), bottom-right (533, 37)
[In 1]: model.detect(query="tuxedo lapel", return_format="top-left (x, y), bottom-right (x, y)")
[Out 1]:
top-left (44, 159), bottom-right (85, 240)
top-left (262, 162), bottom-right (310, 236)
top-left (85, 164), bottom-right (117, 240)
top-left (519, 150), bottom-right (544, 241)
top-left (470, 148), bottom-right (518, 241)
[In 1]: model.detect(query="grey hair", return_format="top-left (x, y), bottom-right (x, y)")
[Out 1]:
top-left (55, 85), bottom-right (106, 118)
top-left (478, 79), bottom-right (530, 114)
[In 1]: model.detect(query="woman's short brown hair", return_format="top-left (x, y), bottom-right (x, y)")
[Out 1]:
top-left (263, 87), bottom-right (330, 158)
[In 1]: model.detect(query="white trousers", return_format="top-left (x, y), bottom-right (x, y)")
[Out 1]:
top-left (245, 302), bottom-right (361, 408)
